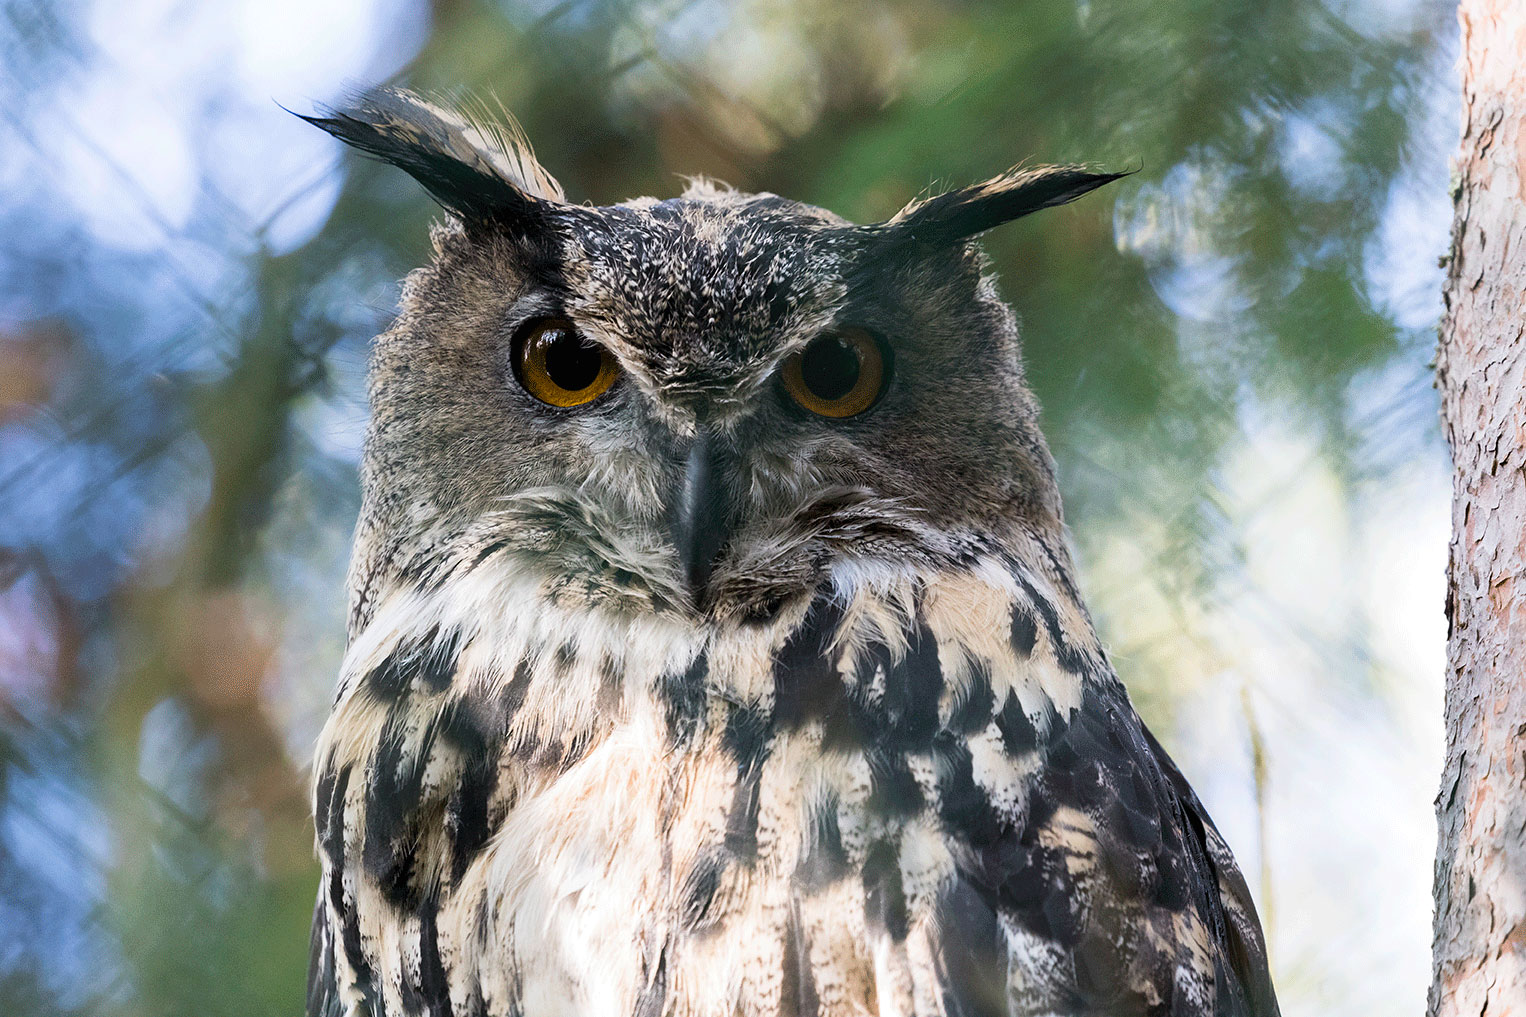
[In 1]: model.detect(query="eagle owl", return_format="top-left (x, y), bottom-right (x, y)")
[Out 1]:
top-left (302, 89), bottom-right (1279, 1017)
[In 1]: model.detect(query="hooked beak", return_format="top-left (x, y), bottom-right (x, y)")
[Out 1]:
top-left (671, 428), bottom-right (734, 609)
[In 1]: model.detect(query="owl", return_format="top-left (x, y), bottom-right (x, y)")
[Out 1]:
top-left (302, 88), bottom-right (1279, 1017)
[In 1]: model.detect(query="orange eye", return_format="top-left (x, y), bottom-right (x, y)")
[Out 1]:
top-left (513, 317), bottom-right (619, 408)
top-left (781, 328), bottom-right (888, 418)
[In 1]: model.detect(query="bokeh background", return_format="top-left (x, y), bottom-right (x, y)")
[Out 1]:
top-left (0, 0), bottom-right (1456, 1014)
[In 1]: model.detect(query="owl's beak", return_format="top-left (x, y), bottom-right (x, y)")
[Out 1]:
top-left (672, 428), bottom-right (734, 608)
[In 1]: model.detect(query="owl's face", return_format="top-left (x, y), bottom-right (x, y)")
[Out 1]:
top-left (317, 91), bottom-right (1119, 623)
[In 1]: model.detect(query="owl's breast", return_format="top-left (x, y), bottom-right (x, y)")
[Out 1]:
top-left (447, 704), bottom-right (887, 1017)
top-left (451, 707), bottom-right (691, 1016)
top-left (309, 557), bottom-right (1270, 1017)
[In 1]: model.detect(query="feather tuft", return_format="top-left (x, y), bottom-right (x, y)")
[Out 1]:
top-left (297, 86), bottom-right (565, 223)
top-left (883, 163), bottom-right (1132, 246)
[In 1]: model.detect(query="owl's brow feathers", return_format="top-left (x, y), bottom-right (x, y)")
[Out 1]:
top-left (299, 89), bottom-right (563, 224)
top-left (302, 86), bottom-right (1129, 247)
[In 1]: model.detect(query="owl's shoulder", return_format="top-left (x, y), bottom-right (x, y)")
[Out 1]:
top-left (759, 562), bottom-right (1279, 1016)
top-left (915, 657), bottom-right (1278, 1017)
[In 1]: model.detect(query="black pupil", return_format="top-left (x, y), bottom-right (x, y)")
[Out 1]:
top-left (539, 327), bottom-right (603, 391)
top-left (800, 336), bottom-right (862, 401)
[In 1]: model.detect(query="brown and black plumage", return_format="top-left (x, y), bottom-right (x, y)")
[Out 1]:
top-left (302, 87), bottom-right (1278, 1017)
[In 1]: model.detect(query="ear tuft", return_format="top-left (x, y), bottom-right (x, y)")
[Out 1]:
top-left (885, 164), bottom-right (1130, 246)
top-left (296, 87), bottom-right (565, 223)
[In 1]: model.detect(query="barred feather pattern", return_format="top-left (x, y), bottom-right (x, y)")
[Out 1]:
top-left (307, 536), bottom-right (1276, 1017)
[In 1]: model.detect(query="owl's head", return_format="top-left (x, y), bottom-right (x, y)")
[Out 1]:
top-left (309, 90), bottom-right (1121, 626)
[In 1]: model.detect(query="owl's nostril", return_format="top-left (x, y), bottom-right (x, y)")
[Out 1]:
top-left (670, 428), bottom-right (734, 609)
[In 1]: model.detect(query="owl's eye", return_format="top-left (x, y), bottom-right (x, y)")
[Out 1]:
top-left (781, 328), bottom-right (889, 418)
top-left (513, 317), bottom-right (619, 408)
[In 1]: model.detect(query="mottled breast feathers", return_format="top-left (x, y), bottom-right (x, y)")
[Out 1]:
top-left (307, 545), bottom-right (1277, 1017)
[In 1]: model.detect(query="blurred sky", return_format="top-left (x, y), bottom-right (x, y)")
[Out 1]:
top-left (0, 1), bottom-right (1456, 1015)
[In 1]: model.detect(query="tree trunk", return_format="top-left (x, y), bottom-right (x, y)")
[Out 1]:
top-left (1432, 2), bottom-right (1526, 1014)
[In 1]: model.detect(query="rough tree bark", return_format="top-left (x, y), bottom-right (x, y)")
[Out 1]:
top-left (1432, 2), bottom-right (1526, 1015)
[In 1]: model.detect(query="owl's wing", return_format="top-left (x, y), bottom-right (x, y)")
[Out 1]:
top-left (767, 582), bottom-right (1281, 1017)
top-left (1138, 723), bottom-right (1281, 1017)
top-left (922, 675), bottom-right (1279, 1017)
top-left (306, 891), bottom-right (345, 1017)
